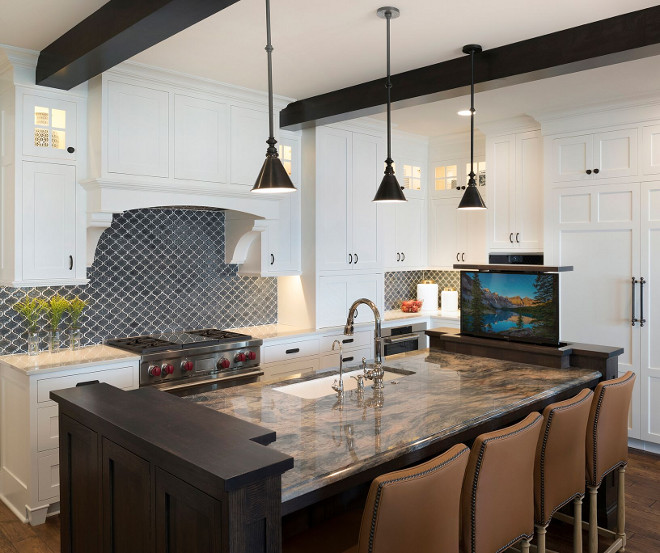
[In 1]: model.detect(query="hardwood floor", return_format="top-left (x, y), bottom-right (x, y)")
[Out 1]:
top-left (0, 449), bottom-right (657, 552)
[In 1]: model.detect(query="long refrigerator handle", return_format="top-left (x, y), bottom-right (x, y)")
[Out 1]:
top-left (632, 277), bottom-right (639, 327)
top-left (640, 277), bottom-right (646, 328)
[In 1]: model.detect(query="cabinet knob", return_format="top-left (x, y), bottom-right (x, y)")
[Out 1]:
top-left (586, 169), bottom-right (592, 175)
top-left (593, 168), bottom-right (600, 174)
top-left (67, 146), bottom-right (75, 154)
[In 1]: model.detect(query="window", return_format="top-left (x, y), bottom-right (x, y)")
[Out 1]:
top-left (278, 144), bottom-right (293, 176)
top-left (465, 161), bottom-right (486, 187)
top-left (434, 164), bottom-right (458, 191)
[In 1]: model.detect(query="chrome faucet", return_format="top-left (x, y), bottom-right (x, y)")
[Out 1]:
top-left (331, 340), bottom-right (344, 398)
top-left (344, 298), bottom-right (385, 389)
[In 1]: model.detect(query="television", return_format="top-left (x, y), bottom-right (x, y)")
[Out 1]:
top-left (460, 271), bottom-right (560, 346)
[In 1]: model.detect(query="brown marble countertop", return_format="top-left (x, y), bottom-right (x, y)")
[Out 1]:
top-left (187, 349), bottom-right (600, 511)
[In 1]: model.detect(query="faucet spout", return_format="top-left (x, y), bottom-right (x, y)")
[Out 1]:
top-left (344, 298), bottom-right (384, 388)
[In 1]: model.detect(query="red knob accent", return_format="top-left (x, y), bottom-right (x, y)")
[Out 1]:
top-left (182, 360), bottom-right (194, 372)
top-left (219, 358), bottom-right (231, 369)
top-left (149, 365), bottom-right (161, 377)
top-left (247, 351), bottom-right (256, 361)
top-left (163, 364), bottom-right (174, 375)
top-left (235, 353), bottom-right (246, 363)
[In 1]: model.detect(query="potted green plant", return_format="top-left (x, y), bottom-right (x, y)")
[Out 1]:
top-left (45, 294), bottom-right (69, 352)
top-left (66, 296), bottom-right (88, 350)
top-left (12, 295), bottom-right (46, 355)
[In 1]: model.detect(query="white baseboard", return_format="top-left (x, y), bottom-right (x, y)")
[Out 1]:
top-left (628, 438), bottom-right (660, 455)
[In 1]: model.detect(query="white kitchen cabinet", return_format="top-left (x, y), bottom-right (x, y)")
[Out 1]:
top-left (428, 197), bottom-right (486, 269)
top-left (551, 128), bottom-right (637, 183)
top-left (317, 273), bottom-right (384, 328)
top-left (316, 127), bottom-right (383, 272)
top-left (642, 124), bottom-right (660, 175)
top-left (230, 105), bottom-right (269, 186)
top-left (22, 94), bottom-right (77, 162)
top-left (22, 162), bottom-right (77, 281)
top-left (383, 198), bottom-right (426, 270)
top-left (174, 94), bottom-right (228, 183)
top-left (107, 80), bottom-right (169, 178)
top-left (486, 130), bottom-right (543, 251)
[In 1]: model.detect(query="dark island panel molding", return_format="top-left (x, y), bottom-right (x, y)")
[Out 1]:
top-left (280, 5), bottom-right (660, 129)
top-left (36, 0), bottom-right (242, 90)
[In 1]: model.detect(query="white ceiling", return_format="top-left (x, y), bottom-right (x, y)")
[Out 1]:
top-left (2, 0), bottom-right (660, 137)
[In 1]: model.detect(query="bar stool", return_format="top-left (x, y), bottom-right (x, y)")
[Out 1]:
top-left (461, 412), bottom-right (543, 553)
top-left (533, 388), bottom-right (594, 553)
top-left (585, 371), bottom-right (636, 553)
top-left (283, 443), bottom-right (470, 553)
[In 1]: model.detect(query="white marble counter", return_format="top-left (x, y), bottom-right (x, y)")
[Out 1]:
top-left (384, 309), bottom-right (460, 321)
top-left (0, 345), bottom-right (140, 376)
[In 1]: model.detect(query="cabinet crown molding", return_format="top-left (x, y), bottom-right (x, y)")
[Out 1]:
top-left (477, 115), bottom-right (540, 136)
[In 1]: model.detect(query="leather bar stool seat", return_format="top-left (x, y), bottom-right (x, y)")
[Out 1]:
top-left (283, 443), bottom-right (470, 553)
top-left (533, 388), bottom-right (594, 553)
top-left (461, 412), bottom-right (543, 553)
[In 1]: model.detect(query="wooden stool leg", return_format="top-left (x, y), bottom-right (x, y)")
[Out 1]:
top-left (521, 537), bottom-right (532, 553)
top-left (616, 467), bottom-right (627, 552)
top-left (573, 496), bottom-right (583, 553)
top-left (536, 524), bottom-right (547, 553)
top-left (589, 486), bottom-right (599, 553)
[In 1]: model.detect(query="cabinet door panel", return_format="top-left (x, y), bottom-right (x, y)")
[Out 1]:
top-left (317, 129), bottom-right (350, 271)
top-left (429, 198), bottom-right (459, 268)
top-left (347, 274), bottom-right (383, 325)
top-left (515, 131), bottom-right (543, 250)
top-left (174, 95), bottom-right (228, 183)
top-left (396, 199), bottom-right (424, 268)
top-left (107, 81), bottom-right (169, 177)
top-left (230, 106), bottom-right (268, 185)
top-left (462, 209), bottom-right (487, 264)
top-left (351, 134), bottom-right (382, 270)
top-left (593, 128), bottom-right (637, 179)
top-left (487, 135), bottom-right (516, 250)
top-left (22, 162), bottom-right (76, 281)
top-left (317, 277), bottom-right (348, 328)
top-left (23, 95), bottom-right (77, 161)
top-left (381, 204), bottom-right (398, 268)
top-left (642, 125), bottom-right (660, 175)
top-left (551, 134), bottom-right (593, 182)
top-left (37, 452), bottom-right (60, 501)
top-left (640, 182), bottom-right (660, 443)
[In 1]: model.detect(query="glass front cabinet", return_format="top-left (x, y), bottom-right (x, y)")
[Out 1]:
top-left (22, 94), bottom-right (78, 162)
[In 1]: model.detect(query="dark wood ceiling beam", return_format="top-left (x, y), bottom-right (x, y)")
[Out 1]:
top-left (36, 0), bottom-right (242, 90)
top-left (280, 5), bottom-right (660, 130)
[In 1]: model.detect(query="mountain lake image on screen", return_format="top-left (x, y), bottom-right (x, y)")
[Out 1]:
top-left (460, 271), bottom-right (560, 346)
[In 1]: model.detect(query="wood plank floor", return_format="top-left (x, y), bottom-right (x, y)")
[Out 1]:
top-left (0, 449), bottom-right (657, 552)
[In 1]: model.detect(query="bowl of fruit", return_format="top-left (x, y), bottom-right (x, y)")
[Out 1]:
top-left (400, 300), bottom-right (423, 313)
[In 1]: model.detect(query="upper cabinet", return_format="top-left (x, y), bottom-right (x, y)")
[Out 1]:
top-left (229, 106), bottom-right (268, 186)
top-left (22, 95), bottom-right (78, 162)
top-left (316, 127), bottom-right (384, 273)
top-left (550, 127), bottom-right (638, 183)
top-left (383, 198), bottom-right (427, 270)
top-left (486, 129), bottom-right (543, 252)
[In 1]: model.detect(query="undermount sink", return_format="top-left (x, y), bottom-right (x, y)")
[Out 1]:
top-left (273, 367), bottom-right (412, 400)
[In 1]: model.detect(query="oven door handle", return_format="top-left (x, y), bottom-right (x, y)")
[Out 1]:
top-left (383, 334), bottom-right (420, 344)
top-left (156, 370), bottom-right (264, 392)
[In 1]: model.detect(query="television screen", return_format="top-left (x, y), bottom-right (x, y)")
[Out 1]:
top-left (460, 271), bottom-right (559, 346)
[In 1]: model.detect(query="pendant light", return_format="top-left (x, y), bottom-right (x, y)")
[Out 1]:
top-left (251, 0), bottom-right (297, 194)
top-left (458, 44), bottom-right (486, 210)
top-left (373, 6), bottom-right (406, 203)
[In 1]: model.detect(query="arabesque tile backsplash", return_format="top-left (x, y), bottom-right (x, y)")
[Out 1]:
top-left (384, 270), bottom-right (460, 311)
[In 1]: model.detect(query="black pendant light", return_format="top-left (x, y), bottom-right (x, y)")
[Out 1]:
top-left (251, 0), bottom-right (296, 194)
top-left (458, 44), bottom-right (486, 210)
top-left (373, 6), bottom-right (406, 203)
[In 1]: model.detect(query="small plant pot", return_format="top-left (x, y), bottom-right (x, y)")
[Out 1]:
top-left (69, 328), bottom-right (82, 351)
top-left (48, 330), bottom-right (61, 353)
top-left (27, 331), bottom-right (40, 356)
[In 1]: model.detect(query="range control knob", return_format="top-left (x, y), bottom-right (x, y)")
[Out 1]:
top-left (181, 360), bottom-right (194, 372)
top-left (234, 352), bottom-right (246, 363)
top-left (148, 365), bottom-right (162, 377)
top-left (246, 351), bottom-right (257, 361)
top-left (218, 358), bottom-right (231, 370)
top-left (162, 364), bottom-right (175, 375)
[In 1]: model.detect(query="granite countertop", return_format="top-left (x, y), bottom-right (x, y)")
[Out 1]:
top-left (0, 345), bottom-right (140, 375)
top-left (384, 309), bottom-right (460, 321)
top-left (188, 349), bottom-right (600, 507)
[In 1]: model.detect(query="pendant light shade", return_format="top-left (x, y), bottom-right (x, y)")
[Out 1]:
top-left (251, 0), bottom-right (296, 194)
top-left (373, 6), bottom-right (406, 203)
top-left (458, 44), bottom-right (486, 210)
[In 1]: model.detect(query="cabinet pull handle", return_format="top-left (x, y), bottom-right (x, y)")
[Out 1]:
top-left (270, 253), bottom-right (275, 265)
top-left (509, 233), bottom-right (513, 243)
top-left (401, 252), bottom-right (405, 262)
top-left (593, 168), bottom-right (600, 174)
top-left (349, 253), bottom-right (353, 264)
top-left (343, 356), bottom-right (354, 362)
top-left (397, 252), bottom-right (400, 262)
top-left (516, 232), bottom-right (520, 243)
top-left (69, 255), bottom-right (73, 270)
top-left (632, 277), bottom-right (639, 326)
top-left (67, 146), bottom-right (75, 154)
top-left (285, 348), bottom-right (300, 354)
top-left (342, 338), bottom-right (354, 344)
top-left (640, 277), bottom-right (646, 327)
top-left (354, 253), bottom-right (358, 264)
top-left (461, 252), bottom-right (465, 262)
top-left (76, 380), bottom-right (99, 387)
top-left (456, 252), bottom-right (460, 262)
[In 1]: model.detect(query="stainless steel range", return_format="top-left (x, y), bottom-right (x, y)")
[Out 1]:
top-left (106, 329), bottom-right (263, 396)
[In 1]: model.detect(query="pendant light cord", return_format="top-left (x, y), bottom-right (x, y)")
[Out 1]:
top-left (385, 10), bottom-right (393, 167)
top-left (469, 47), bottom-right (475, 184)
top-left (265, 0), bottom-right (277, 156)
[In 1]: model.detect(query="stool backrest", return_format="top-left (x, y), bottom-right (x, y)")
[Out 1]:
top-left (462, 412), bottom-right (542, 553)
top-left (357, 443), bottom-right (469, 553)
top-left (586, 371), bottom-right (636, 487)
top-left (534, 388), bottom-right (593, 525)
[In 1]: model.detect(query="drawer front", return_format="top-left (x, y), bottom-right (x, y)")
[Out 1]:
top-left (38, 451), bottom-right (60, 501)
top-left (37, 405), bottom-right (59, 451)
top-left (262, 358), bottom-right (320, 380)
top-left (37, 365), bottom-right (137, 403)
top-left (320, 330), bottom-right (371, 354)
top-left (262, 339), bottom-right (320, 364)
top-left (319, 346), bottom-right (372, 372)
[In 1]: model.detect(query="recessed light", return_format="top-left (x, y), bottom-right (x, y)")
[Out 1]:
top-left (457, 109), bottom-right (474, 116)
